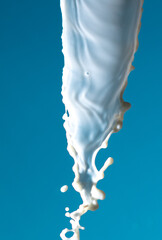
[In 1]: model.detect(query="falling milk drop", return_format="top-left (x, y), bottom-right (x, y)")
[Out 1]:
top-left (59, 0), bottom-right (144, 239)
top-left (60, 185), bottom-right (69, 193)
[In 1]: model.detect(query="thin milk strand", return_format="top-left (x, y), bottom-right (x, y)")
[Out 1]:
top-left (60, 0), bottom-right (143, 239)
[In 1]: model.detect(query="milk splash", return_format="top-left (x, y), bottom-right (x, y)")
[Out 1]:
top-left (60, 0), bottom-right (143, 239)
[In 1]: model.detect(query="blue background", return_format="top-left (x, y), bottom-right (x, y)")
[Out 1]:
top-left (0, 1), bottom-right (161, 240)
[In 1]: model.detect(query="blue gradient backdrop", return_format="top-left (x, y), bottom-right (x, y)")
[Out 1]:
top-left (0, 1), bottom-right (162, 240)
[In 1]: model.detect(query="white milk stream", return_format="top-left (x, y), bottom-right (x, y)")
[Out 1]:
top-left (60, 0), bottom-right (143, 239)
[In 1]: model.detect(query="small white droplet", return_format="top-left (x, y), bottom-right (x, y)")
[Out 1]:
top-left (65, 207), bottom-right (69, 212)
top-left (60, 185), bottom-right (68, 193)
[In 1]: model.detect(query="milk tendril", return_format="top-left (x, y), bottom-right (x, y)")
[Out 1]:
top-left (60, 0), bottom-right (143, 239)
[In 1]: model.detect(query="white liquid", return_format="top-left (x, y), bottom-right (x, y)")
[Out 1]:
top-left (65, 207), bottom-right (69, 212)
top-left (61, 185), bottom-right (69, 193)
top-left (60, 0), bottom-right (143, 239)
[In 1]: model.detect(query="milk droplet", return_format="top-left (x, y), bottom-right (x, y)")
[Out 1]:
top-left (60, 185), bottom-right (68, 193)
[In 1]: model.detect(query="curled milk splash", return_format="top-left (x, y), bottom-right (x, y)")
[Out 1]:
top-left (60, 0), bottom-right (143, 239)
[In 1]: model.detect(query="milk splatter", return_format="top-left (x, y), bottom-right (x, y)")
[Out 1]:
top-left (60, 0), bottom-right (143, 239)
